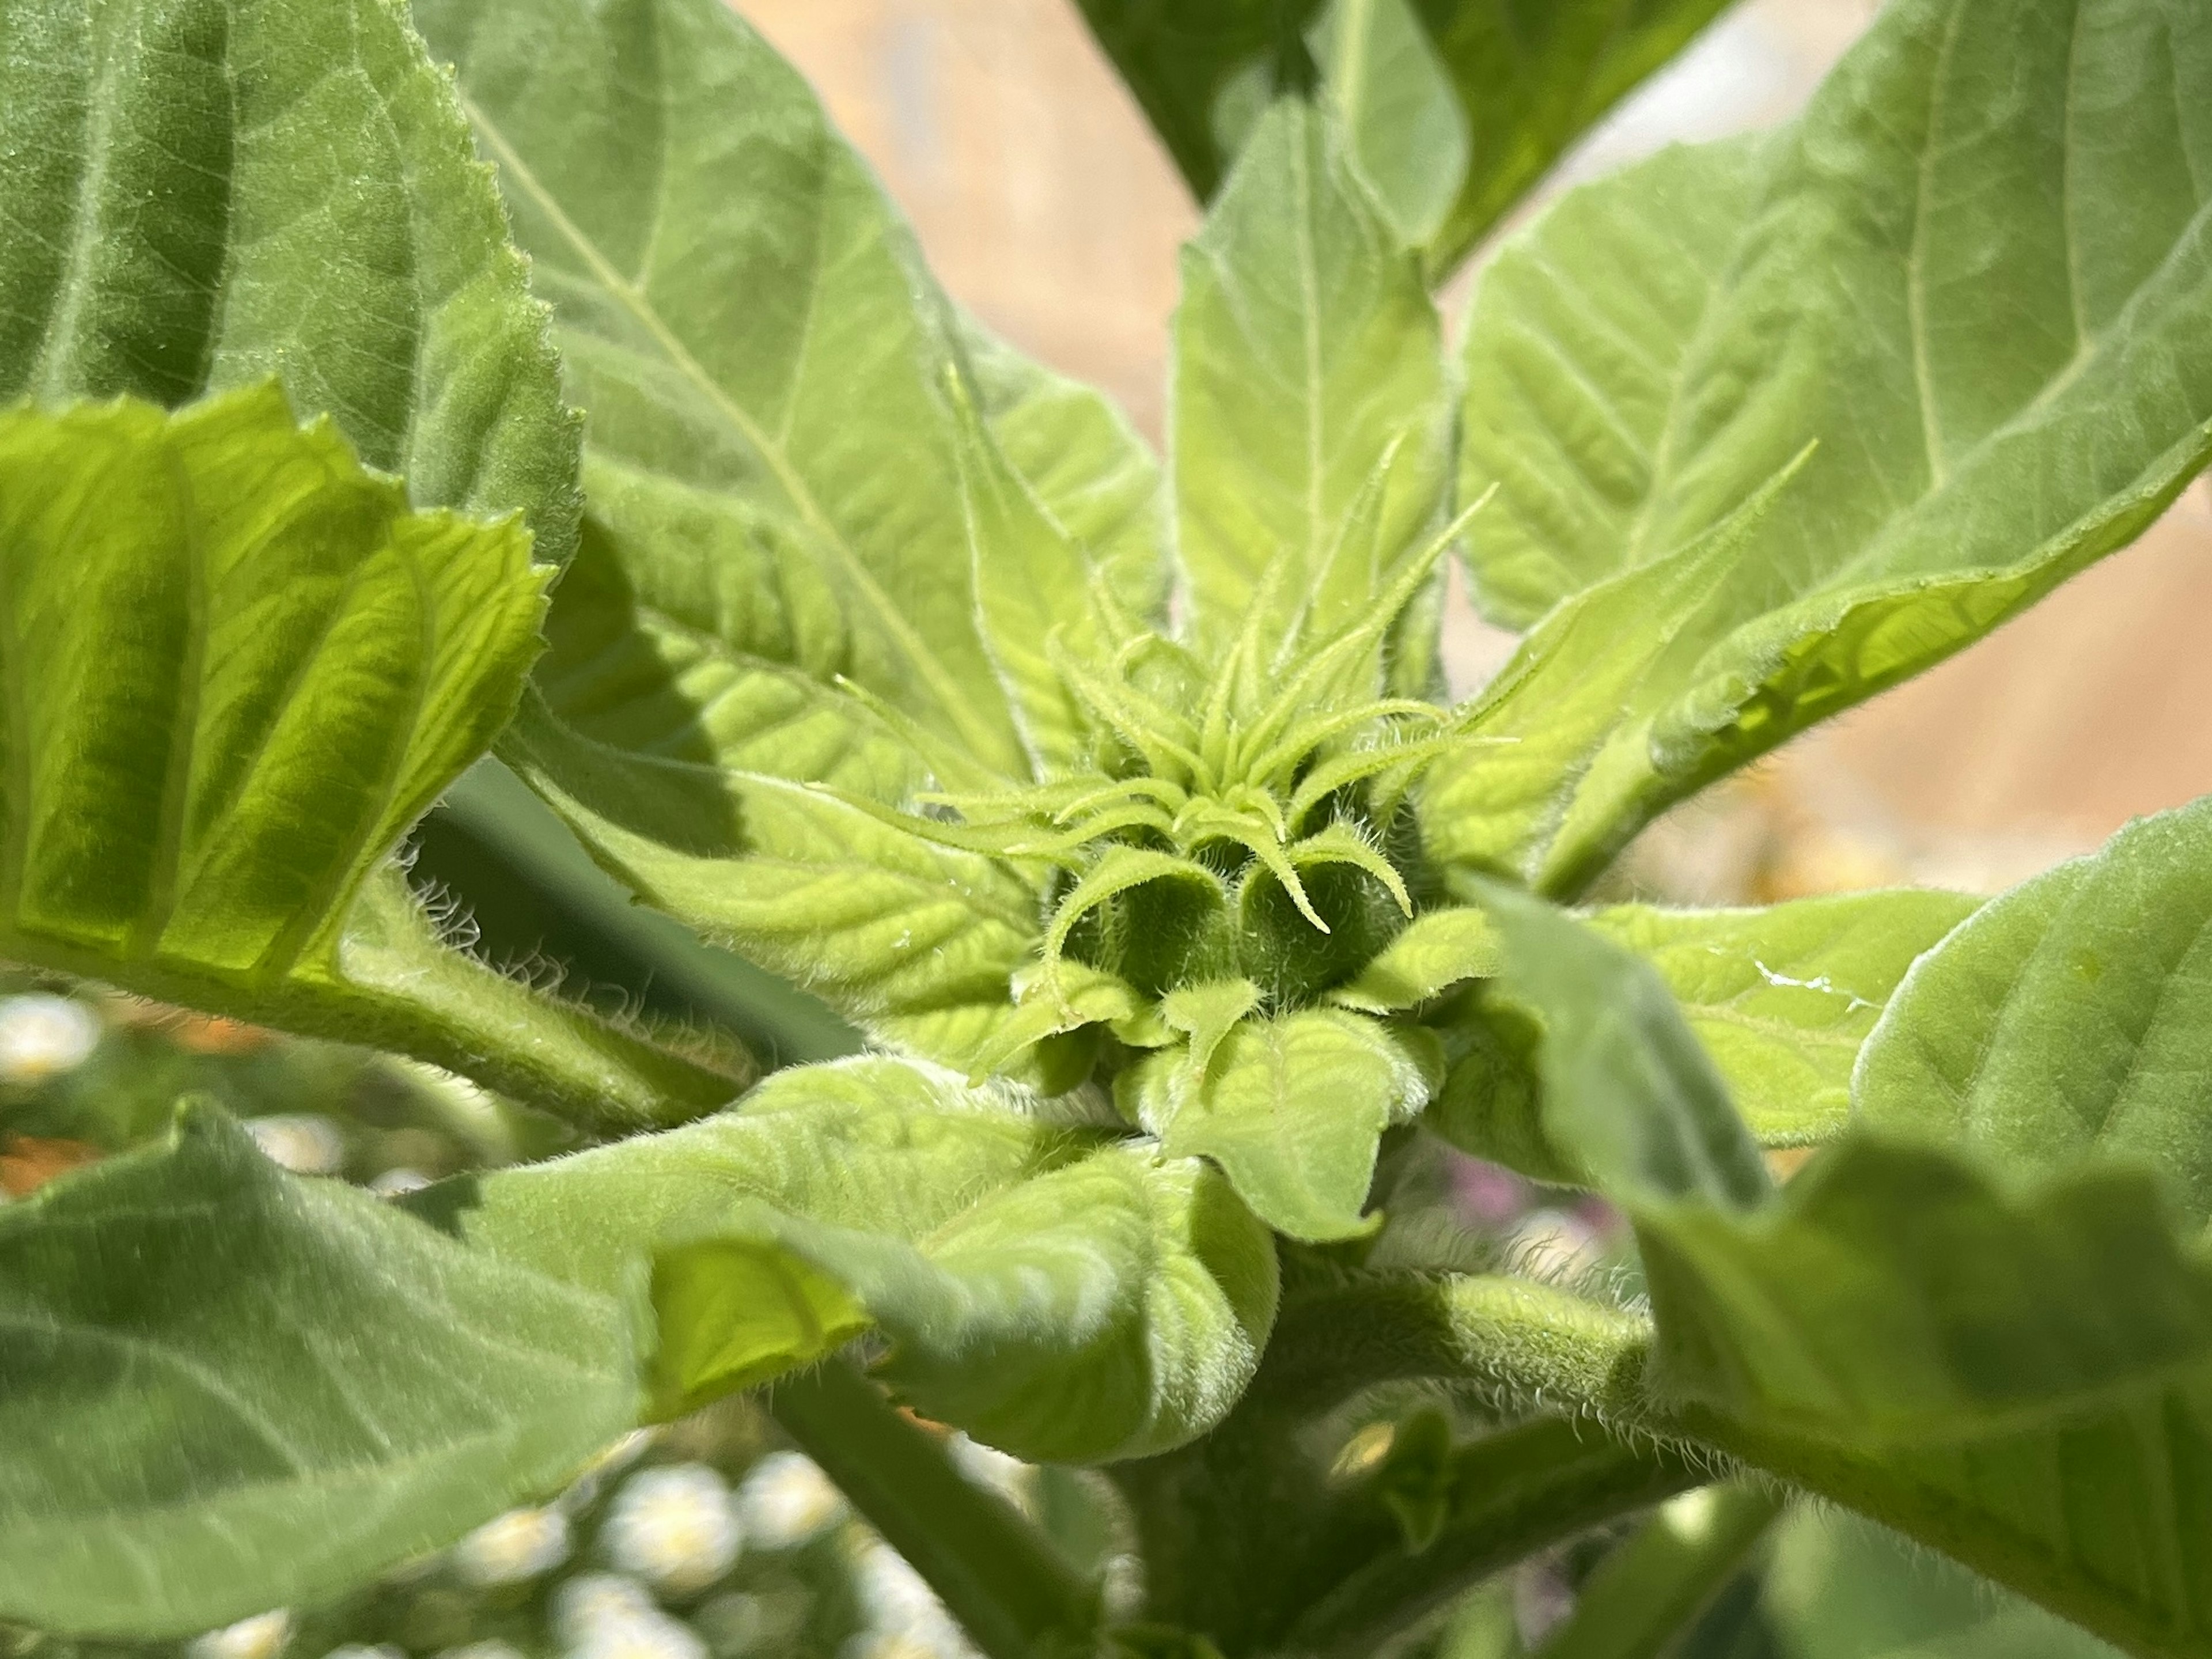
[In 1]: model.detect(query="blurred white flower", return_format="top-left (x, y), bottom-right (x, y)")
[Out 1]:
top-left (188, 1611), bottom-right (291, 1659)
top-left (0, 994), bottom-right (99, 1082)
top-left (244, 1113), bottom-right (346, 1176)
top-left (452, 1504), bottom-right (570, 1585)
top-left (605, 1462), bottom-right (741, 1592)
top-left (554, 1574), bottom-right (658, 1647)
top-left (325, 1645), bottom-right (405, 1659)
top-left (736, 1450), bottom-right (845, 1548)
top-left (437, 1643), bottom-right (526, 1659)
top-left (849, 1534), bottom-right (972, 1656)
top-left (369, 1166), bottom-right (432, 1196)
top-left (552, 1574), bottom-right (704, 1659)
top-left (946, 1435), bottom-right (1029, 1510)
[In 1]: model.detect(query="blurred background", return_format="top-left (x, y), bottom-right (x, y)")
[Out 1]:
top-left (6, 3), bottom-right (2207, 1658)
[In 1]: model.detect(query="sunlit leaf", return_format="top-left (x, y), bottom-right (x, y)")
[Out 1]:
top-left (1433, 0), bottom-right (2212, 894)
top-left (0, 389), bottom-right (737, 1129)
top-left (0, 0), bottom-right (578, 559)
top-left (427, 1056), bottom-right (1278, 1463)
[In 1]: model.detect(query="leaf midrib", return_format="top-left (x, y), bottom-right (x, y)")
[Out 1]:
top-left (452, 92), bottom-right (1014, 769)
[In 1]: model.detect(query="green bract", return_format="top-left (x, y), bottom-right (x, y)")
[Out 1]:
top-left (3, 0), bottom-right (2212, 1654)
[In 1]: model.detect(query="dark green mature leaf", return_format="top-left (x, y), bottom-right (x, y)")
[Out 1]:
top-left (1476, 850), bottom-right (2212, 1657)
top-left (1590, 889), bottom-right (1978, 1146)
top-left (0, 390), bottom-right (738, 1128)
top-left (1434, 0), bottom-right (2212, 894)
top-left (0, 0), bottom-right (578, 560)
top-left (414, 0), bottom-right (1161, 786)
top-left (1172, 96), bottom-right (1449, 665)
top-left (1074, 0), bottom-right (1734, 278)
top-left (427, 1056), bottom-right (1279, 1463)
top-left (0, 1104), bottom-right (636, 1637)
top-left (1120, 1007), bottom-right (1442, 1239)
top-left (1857, 797), bottom-right (2212, 1228)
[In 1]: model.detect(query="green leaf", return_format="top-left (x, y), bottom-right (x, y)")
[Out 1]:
top-left (1857, 797), bottom-right (2212, 1228)
top-left (1435, 0), bottom-right (2212, 892)
top-left (0, 389), bottom-right (737, 1130)
top-left (1453, 137), bottom-right (1769, 629)
top-left (1123, 1007), bottom-right (1442, 1240)
top-left (0, 0), bottom-right (578, 560)
top-left (1307, 0), bottom-right (1468, 249)
top-left (414, 0), bottom-right (1162, 791)
top-left (1475, 834), bottom-right (2212, 1656)
top-left (1330, 903), bottom-right (1499, 1012)
top-left (1466, 880), bottom-right (1770, 1206)
top-left (0, 1103), bottom-right (635, 1637)
top-left (1588, 889), bottom-right (1978, 1146)
top-left (1073, 0), bottom-right (1733, 278)
top-left (427, 1055), bottom-right (1279, 1463)
top-left (1640, 1139), bottom-right (2212, 1659)
top-left (1172, 97), bottom-right (1449, 664)
top-left (500, 693), bottom-right (1050, 1082)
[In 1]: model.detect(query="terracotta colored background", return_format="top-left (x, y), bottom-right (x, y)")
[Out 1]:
top-left (743, 0), bottom-right (2212, 899)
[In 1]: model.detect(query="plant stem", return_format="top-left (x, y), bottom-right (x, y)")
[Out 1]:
top-left (1284, 1418), bottom-right (1704, 1659)
top-left (771, 1358), bottom-right (1100, 1659)
top-left (1528, 1482), bottom-right (1786, 1659)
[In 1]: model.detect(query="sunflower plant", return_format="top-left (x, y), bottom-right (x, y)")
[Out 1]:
top-left (5, 0), bottom-right (2212, 1656)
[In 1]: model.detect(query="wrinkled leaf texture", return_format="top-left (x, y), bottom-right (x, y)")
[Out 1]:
top-left (1429, 0), bottom-right (2212, 897)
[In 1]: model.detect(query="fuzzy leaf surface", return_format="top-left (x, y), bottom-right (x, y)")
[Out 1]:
top-left (415, 0), bottom-right (1161, 786)
top-left (0, 0), bottom-right (577, 558)
top-left (0, 1105), bottom-right (635, 1637)
top-left (425, 1056), bottom-right (1279, 1463)
top-left (1073, 0), bottom-right (1732, 276)
top-left (1431, 0), bottom-right (2212, 894)
top-left (1123, 1007), bottom-right (1442, 1240)
top-left (1857, 797), bottom-right (2212, 1229)
top-left (1484, 861), bottom-right (2212, 1658)
top-left (1172, 97), bottom-right (1449, 665)
top-left (0, 391), bottom-right (737, 1128)
top-left (1589, 889), bottom-right (1978, 1145)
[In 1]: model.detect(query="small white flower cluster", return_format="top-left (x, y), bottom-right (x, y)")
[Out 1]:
top-left (554, 1573), bottom-right (704, 1659)
top-left (0, 993), bottom-right (99, 1082)
top-left (735, 1450), bottom-right (846, 1548)
top-left (187, 1611), bottom-right (292, 1659)
top-left (603, 1462), bottom-right (743, 1593)
top-left (844, 1535), bottom-right (979, 1659)
top-left (243, 1113), bottom-right (347, 1176)
top-left (452, 1504), bottom-right (571, 1585)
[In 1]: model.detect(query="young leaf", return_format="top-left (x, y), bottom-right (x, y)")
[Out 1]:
top-left (423, 1056), bottom-right (1278, 1463)
top-left (0, 1104), bottom-right (637, 1638)
top-left (1857, 796), bottom-right (2212, 1229)
top-left (1465, 881), bottom-right (1771, 1209)
top-left (1588, 889), bottom-right (1979, 1146)
top-left (1435, 0), bottom-right (2212, 894)
top-left (412, 0), bottom-right (1161, 790)
top-left (0, 0), bottom-right (578, 559)
top-left (1172, 97), bottom-right (1449, 664)
top-left (0, 389), bottom-right (737, 1129)
top-left (1330, 904), bottom-right (1501, 1012)
top-left (501, 694), bottom-right (1050, 1082)
top-left (1073, 0), bottom-right (1732, 277)
top-left (1306, 0), bottom-right (1468, 249)
top-left (1475, 851), bottom-right (2212, 1657)
top-left (1124, 1007), bottom-right (1442, 1240)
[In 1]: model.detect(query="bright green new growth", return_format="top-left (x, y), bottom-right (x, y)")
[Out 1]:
top-left (8, 0), bottom-right (2212, 1654)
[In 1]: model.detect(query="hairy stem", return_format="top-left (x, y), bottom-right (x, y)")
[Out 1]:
top-left (771, 1359), bottom-right (1100, 1659)
top-left (1528, 1482), bottom-right (1785, 1659)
